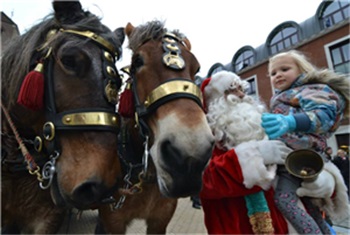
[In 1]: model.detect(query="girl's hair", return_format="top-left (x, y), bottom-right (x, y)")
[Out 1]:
top-left (268, 50), bottom-right (350, 117)
top-left (268, 50), bottom-right (316, 75)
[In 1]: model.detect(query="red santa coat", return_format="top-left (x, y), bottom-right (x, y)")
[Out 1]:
top-left (200, 146), bottom-right (288, 234)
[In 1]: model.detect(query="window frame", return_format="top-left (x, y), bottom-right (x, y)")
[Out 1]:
top-left (269, 25), bottom-right (300, 54)
top-left (243, 75), bottom-right (259, 100)
top-left (320, 1), bottom-right (350, 29)
top-left (324, 35), bottom-right (350, 75)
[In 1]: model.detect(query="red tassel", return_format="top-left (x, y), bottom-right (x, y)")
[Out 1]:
top-left (17, 62), bottom-right (44, 110)
top-left (118, 83), bottom-right (135, 118)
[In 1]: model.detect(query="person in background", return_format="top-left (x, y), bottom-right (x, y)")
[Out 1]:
top-left (332, 147), bottom-right (350, 200)
top-left (199, 70), bottom-right (349, 234)
top-left (325, 146), bottom-right (334, 161)
top-left (190, 195), bottom-right (201, 209)
top-left (261, 49), bottom-right (350, 234)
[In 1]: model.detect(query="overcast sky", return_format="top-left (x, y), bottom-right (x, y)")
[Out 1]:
top-left (1, 0), bottom-right (322, 77)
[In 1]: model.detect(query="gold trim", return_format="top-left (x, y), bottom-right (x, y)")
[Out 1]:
top-left (106, 66), bottom-right (117, 77)
top-left (144, 81), bottom-right (202, 108)
top-left (104, 51), bottom-right (114, 63)
top-left (43, 122), bottom-right (55, 141)
top-left (163, 53), bottom-right (185, 69)
top-left (34, 136), bottom-right (43, 152)
top-left (121, 65), bottom-right (131, 75)
top-left (62, 112), bottom-right (119, 126)
top-left (60, 29), bottom-right (117, 56)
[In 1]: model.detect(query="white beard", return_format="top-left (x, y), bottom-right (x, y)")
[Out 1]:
top-left (206, 94), bottom-right (267, 150)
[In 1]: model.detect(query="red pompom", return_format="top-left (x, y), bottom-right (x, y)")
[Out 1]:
top-left (118, 83), bottom-right (135, 118)
top-left (17, 62), bottom-right (44, 110)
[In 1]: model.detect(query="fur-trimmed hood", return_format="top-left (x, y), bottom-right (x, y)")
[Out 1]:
top-left (303, 70), bottom-right (350, 118)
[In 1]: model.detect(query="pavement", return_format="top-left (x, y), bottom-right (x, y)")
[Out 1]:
top-left (58, 197), bottom-right (206, 234)
top-left (58, 198), bottom-right (349, 234)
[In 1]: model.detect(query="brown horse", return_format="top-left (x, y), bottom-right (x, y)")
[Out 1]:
top-left (1, 1), bottom-right (125, 233)
top-left (96, 20), bottom-right (214, 234)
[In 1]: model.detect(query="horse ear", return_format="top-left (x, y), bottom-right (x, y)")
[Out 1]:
top-left (182, 37), bottom-right (192, 51)
top-left (114, 27), bottom-right (125, 45)
top-left (114, 27), bottom-right (125, 60)
top-left (125, 23), bottom-right (135, 37)
top-left (52, 0), bottom-right (85, 24)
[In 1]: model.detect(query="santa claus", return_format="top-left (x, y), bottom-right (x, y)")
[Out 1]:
top-left (199, 70), bottom-right (349, 234)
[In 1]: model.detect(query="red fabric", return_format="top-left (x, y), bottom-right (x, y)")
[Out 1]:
top-left (200, 77), bottom-right (211, 113)
top-left (118, 85), bottom-right (134, 118)
top-left (200, 147), bottom-right (288, 234)
top-left (17, 63), bottom-right (44, 110)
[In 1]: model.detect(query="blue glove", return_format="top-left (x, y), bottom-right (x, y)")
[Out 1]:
top-left (261, 113), bottom-right (296, 139)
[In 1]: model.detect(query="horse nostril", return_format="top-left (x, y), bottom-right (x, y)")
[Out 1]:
top-left (160, 139), bottom-right (209, 173)
top-left (71, 180), bottom-right (107, 206)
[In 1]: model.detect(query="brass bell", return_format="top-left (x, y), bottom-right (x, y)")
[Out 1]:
top-left (285, 149), bottom-right (324, 182)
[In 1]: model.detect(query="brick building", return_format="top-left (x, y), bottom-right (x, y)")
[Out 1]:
top-left (201, 0), bottom-right (350, 152)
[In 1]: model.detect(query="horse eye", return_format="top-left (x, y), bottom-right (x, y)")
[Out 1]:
top-left (131, 55), bottom-right (144, 73)
top-left (60, 49), bottom-right (90, 77)
top-left (61, 55), bottom-right (76, 71)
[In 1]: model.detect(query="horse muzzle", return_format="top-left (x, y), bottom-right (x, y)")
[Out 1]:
top-left (51, 175), bottom-right (118, 210)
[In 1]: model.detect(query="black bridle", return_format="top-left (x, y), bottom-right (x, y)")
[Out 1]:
top-left (34, 28), bottom-right (122, 189)
top-left (131, 32), bottom-right (203, 139)
top-left (110, 32), bottom-right (204, 209)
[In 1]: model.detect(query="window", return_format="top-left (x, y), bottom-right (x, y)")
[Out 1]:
top-left (244, 76), bottom-right (258, 100)
top-left (321, 1), bottom-right (350, 28)
top-left (269, 26), bottom-right (299, 54)
top-left (325, 36), bottom-right (350, 75)
top-left (234, 49), bottom-right (255, 72)
top-left (207, 63), bottom-right (226, 77)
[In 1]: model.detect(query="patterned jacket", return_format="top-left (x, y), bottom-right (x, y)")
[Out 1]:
top-left (270, 70), bottom-right (349, 151)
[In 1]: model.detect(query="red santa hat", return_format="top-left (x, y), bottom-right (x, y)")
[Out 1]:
top-left (200, 70), bottom-right (248, 112)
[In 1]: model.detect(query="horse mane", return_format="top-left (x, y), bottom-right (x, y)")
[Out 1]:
top-left (127, 20), bottom-right (186, 52)
top-left (1, 10), bottom-right (121, 108)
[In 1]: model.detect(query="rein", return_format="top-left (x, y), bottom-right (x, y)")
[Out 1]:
top-left (1, 103), bottom-right (43, 181)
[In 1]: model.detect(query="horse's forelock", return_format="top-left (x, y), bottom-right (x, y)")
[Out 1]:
top-left (128, 21), bottom-right (187, 52)
top-left (128, 20), bottom-right (165, 51)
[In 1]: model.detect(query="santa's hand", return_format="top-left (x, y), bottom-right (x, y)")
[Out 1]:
top-left (296, 170), bottom-right (335, 198)
top-left (261, 113), bottom-right (296, 139)
top-left (255, 140), bottom-right (292, 165)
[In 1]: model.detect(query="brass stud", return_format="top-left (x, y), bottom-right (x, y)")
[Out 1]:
top-left (112, 116), bottom-right (117, 124)
top-left (107, 66), bottom-right (117, 77)
top-left (104, 51), bottom-right (114, 63)
top-left (166, 44), bottom-right (179, 52)
top-left (65, 117), bottom-right (71, 123)
top-left (163, 37), bottom-right (176, 44)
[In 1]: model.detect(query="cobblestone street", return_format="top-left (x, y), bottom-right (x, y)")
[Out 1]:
top-left (58, 197), bottom-right (206, 234)
top-left (58, 198), bottom-right (349, 234)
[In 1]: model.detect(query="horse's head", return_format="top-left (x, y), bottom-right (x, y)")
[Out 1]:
top-left (1, 1), bottom-right (125, 209)
top-left (123, 21), bottom-right (214, 197)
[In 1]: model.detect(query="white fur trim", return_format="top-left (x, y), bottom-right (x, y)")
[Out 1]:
top-left (235, 140), bottom-right (276, 190)
top-left (310, 161), bottom-right (349, 222)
